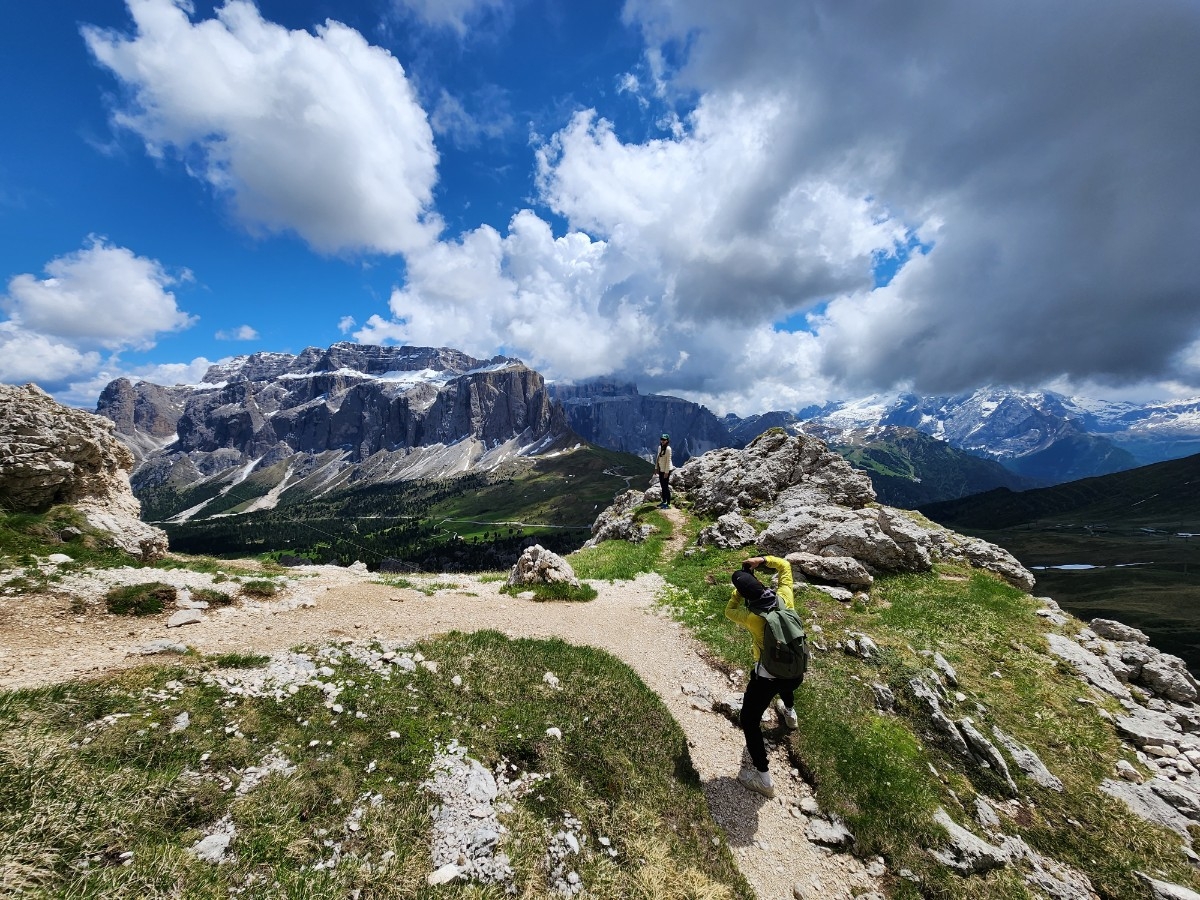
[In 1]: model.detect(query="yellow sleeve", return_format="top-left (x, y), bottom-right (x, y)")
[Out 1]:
top-left (725, 588), bottom-right (765, 660)
top-left (763, 555), bottom-right (795, 609)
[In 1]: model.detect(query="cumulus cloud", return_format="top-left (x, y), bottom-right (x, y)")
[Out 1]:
top-left (215, 325), bottom-right (259, 341)
top-left (2, 238), bottom-right (194, 351)
top-left (612, 0), bottom-right (1200, 397)
top-left (0, 239), bottom-right (197, 399)
top-left (0, 324), bottom-right (102, 386)
top-left (55, 356), bottom-right (220, 409)
top-left (84, 0), bottom-right (441, 256)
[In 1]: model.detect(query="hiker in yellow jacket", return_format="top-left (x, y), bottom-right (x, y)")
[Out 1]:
top-left (725, 554), bottom-right (800, 799)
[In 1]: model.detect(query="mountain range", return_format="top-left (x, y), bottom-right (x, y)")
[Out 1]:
top-left (94, 343), bottom-right (1200, 517)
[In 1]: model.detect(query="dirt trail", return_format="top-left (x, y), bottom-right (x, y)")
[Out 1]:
top-left (0, 541), bottom-right (882, 899)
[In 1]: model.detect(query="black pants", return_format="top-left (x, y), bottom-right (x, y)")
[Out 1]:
top-left (740, 670), bottom-right (802, 772)
top-left (658, 472), bottom-right (671, 505)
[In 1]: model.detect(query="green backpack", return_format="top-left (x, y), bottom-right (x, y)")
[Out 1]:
top-left (760, 608), bottom-right (810, 680)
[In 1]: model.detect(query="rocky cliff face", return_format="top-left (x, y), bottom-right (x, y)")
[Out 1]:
top-left (549, 380), bottom-right (732, 463)
top-left (97, 343), bottom-right (574, 521)
top-left (0, 383), bottom-right (168, 559)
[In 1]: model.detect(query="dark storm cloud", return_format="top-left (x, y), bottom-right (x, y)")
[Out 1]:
top-left (627, 0), bottom-right (1200, 393)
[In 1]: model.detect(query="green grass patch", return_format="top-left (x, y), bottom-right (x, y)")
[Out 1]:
top-left (500, 580), bottom-right (599, 602)
top-left (206, 653), bottom-right (270, 669)
top-left (191, 588), bottom-right (233, 606)
top-left (0, 632), bottom-right (752, 900)
top-left (104, 582), bottom-right (176, 616)
top-left (238, 580), bottom-right (279, 599)
top-left (568, 507), bottom-right (670, 581)
top-left (0, 506), bottom-right (141, 574)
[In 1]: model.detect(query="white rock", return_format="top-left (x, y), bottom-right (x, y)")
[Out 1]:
top-left (166, 610), bottom-right (204, 628)
top-left (427, 863), bottom-right (462, 885)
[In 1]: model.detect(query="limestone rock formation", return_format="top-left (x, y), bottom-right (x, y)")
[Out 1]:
top-left (648, 429), bottom-right (1034, 589)
top-left (507, 544), bottom-right (581, 589)
top-left (582, 490), bottom-right (653, 547)
top-left (0, 383), bottom-right (168, 560)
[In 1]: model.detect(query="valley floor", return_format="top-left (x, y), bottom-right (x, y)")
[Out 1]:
top-left (0, 558), bottom-right (881, 900)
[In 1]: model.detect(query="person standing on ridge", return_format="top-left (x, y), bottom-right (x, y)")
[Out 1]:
top-left (654, 434), bottom-right (673, 508)
top-left (725, 555), bottom-right (800, 799)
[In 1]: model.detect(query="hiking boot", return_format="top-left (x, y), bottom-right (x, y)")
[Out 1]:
top-left (737, 767), bottom-right (776, 799)
top-left (777, 699), bottom-right (798, 730)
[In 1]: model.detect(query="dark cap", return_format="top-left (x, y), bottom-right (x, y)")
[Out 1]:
top-left (732, 570), bottom-right (777, 611)
top-left (660, 434), bottom-right (669, 440)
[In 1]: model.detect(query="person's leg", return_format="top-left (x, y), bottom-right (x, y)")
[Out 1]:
top-left (777, 676), bottom-right (802, 710)
top-left (658, 472), bottom-right (671, 506)
top-left (739, 672), bottom-right (776, 772)
top-left (776, 677), bottom-right (801, 728)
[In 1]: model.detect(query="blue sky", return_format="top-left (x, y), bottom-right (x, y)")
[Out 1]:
top-left (3, 1), bottom-right (1200, 413)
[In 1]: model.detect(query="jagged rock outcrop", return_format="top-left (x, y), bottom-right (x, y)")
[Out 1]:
top-left (95, 377), bottom-right (191, 461)
top-left (0, 383), bottom-right (168, 560)
top-left (696, 511), bottom-right (759, 550)
top-left (659, 429), bottom-right (1034, 588)
top-left (1039, 618), bottom-right (1200, 851)
top-left (583, 490), bottom-right (653, 547)
top-left (784, 552), bottom-right (874, 589)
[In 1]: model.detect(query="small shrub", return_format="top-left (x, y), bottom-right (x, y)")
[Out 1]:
top-left (500, 580), bottom-right (598, 602)
top-left (105, 583), bottom-right (176, 616)
top-left (239, 580), bottom-right (278, 598)
top-left (192, 587), bottom-right (233, 606)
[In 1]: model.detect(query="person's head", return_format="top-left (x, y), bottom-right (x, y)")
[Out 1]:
top-left (732, 570), bottom-right (778, 612)
top-left (660, 434), bottom-right (669, 445)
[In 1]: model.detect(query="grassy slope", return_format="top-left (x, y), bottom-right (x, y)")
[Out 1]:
top-left (834, 428), bottom-right (1030, 508)
top-left (579, 508), bottom-right (1200, 900)
top-left (920, 453), bottom-right (1200, 670)
top-left (0, 633), bottom-right (751, 899)
top-left (157, 445), bottom-right (652, 566)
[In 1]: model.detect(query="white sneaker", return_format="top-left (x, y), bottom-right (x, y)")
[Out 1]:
top-left (737, 767), bottom-right (776, 799)
top-left (777, 699), bottom-right (798, 730)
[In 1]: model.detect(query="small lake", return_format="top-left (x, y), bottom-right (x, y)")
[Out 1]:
top-left (1030, 563), bottom-right (1153, 571)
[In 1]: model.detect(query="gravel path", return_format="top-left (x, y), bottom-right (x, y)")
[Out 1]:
top-left (0, 550), bottom-right (883, 900)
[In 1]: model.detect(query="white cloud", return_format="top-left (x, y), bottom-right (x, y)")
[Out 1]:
top-left (55, 357), bottom-right (219, 409)
top-left (0, 324), bottom-right (102, 386)
top-left (2, 238), bottom-right (195, 351)
top-left (215, 325), bottom-right (259, 341)
top-left (430, 88), bottom-right (513, 148)
top-left (84, 0), bottom-right (441, 256)
top-left (390, 0), bottom-right (506, 37)
top-left (0, 239), bottom-right (200, 402)
top-left (337, 315), bottom-right (356, 334)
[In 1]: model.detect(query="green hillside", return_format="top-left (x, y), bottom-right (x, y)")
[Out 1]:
top-left (832, 427), bottom-right (1031, 507)
top-left (920, 453), bottom-right (1200, 667)
top-left (5, 503), bottom-right (1199, 899)
top-left (161, 445), bottom-right (652, 570)
top-left (920, 451), bottom-right (1200, 530)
